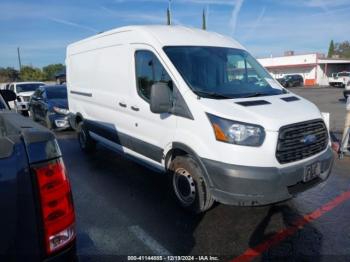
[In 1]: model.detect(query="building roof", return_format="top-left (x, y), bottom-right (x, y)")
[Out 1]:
top-left (68, 25), bottom-right (245, 50)
top-left (318, 59), bottom-right (350, 64)
top-left (258, 53), bottom-right (350, 68)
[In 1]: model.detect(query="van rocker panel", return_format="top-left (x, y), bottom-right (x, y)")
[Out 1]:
top-left (202, 146), bottom-right (334, 206)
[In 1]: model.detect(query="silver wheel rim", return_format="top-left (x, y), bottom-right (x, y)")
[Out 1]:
top-left (173, 168), bottom-right (196, 206)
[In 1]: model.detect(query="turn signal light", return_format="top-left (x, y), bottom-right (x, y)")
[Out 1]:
top-left (33, 158), bottom-right (75, 255)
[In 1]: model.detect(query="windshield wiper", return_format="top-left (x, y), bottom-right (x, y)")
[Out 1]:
top-left (193, 90), bottom-right (232, 99)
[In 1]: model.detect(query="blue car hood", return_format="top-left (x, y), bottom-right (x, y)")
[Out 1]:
top-left (49, 99), bottom-right (68, 109)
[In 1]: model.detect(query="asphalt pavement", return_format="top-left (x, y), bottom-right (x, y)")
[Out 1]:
top-left (56, 87), bottom-right (350, 261)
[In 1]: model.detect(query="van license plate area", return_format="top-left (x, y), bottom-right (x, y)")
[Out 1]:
top-left (303, 162), bottom-right (321, 182)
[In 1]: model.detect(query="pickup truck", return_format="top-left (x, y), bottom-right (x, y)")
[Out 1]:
top-left (329, 71), bottom-right (350, 88)
top-left (0, 90), bottom-right (76, 261)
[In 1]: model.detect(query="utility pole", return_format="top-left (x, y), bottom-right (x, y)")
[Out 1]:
top-left (17, 47), bottom-right (22, 70)
top-left (167, 0), bottom-right (171, 25)
top-left (202, 8), bottom-right (207, 30)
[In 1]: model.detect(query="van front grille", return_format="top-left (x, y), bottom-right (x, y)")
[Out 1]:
top-left (276, 119), bottom-right (328, 164)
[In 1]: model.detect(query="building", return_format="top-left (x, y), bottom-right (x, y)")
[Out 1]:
top-left (258, 53), bottom-right (350, 86)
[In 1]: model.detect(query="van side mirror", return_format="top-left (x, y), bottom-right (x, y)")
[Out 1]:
top-left (150, 82), bottom-right (172, 114)
top-left (0, 90), bottom-right (16, 102)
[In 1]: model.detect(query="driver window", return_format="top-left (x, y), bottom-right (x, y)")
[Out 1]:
top-left (135, 50), bottom-right (173, 102)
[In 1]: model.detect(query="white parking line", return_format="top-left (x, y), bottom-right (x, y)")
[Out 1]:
top-left (129, 225), bottom-right (172, 256)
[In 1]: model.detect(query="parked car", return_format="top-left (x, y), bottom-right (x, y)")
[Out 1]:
top-left (67, 25), bottom-right (333, 213)
top-left (344, 80), bottom-right (350, 99)
top-left (8, 81), bottom-right (46, 116)
top-left (276, 74), bottom-right (304, 87)
top-left (0, 89), bottom-right (76, 261)
top-left (29, 85), bottom-right (70, 130)
top-left (329, 71), bottom-right (350, 88)
top-left (55, 69), bottom-right (66, 85)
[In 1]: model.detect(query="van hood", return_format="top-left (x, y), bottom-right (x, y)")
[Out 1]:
top-left (198, 94), bottom-right (322, 131)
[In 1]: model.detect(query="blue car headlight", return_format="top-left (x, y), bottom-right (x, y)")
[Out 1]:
top-left (53, 106), bottom-right (70, 115)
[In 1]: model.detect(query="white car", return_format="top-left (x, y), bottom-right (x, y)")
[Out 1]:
top-left (329, 71), bottom-right (350, 88)
top-left (66, 26), bottom-right (334, 213)
top-left (8, 82), bottom-right (45, 115)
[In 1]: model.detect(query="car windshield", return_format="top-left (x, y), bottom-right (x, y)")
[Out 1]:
top-left (338, 72), bottom-right (350, 77)
top-left (17, 83), bottom-right (43, 93)
top-left (163, 46), bottom-right (285, 99)
top-left (46, 87), bottom-right (67, 100)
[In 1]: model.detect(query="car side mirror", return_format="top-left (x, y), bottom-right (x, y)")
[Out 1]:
top-left (149, 82), bottom-right (172, 114)
top-left (0, 90), bottom-right (16, 102)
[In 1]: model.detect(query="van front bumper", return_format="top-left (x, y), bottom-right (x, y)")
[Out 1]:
top-left (202, 146), bottom-right (334, 206)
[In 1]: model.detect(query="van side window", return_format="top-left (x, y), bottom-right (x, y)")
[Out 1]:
top-left (135, 50), bottom-right (172, 101)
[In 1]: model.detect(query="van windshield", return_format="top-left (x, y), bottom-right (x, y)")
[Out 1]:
top-left (163, 46), bottom-right (285, 99)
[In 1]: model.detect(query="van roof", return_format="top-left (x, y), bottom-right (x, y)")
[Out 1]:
top-left (68, 25), bottom-right (245, 50)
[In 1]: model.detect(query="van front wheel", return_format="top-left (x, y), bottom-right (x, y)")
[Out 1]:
top-left (77, 122), bottom-right (96, 153)
top-left (170, 155), bottom-right (214, 213)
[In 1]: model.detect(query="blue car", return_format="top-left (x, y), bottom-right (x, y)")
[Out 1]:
top-left (29, 85), bottom-right (71, 130)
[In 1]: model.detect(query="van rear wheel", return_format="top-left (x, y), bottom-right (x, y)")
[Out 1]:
top-left (170, 155), bottom-right (214, 213)
top-left (77, 122), bottom-right (96, 153)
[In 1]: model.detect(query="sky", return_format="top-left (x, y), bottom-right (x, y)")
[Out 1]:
top-left (0, 0), bottom-right (350, 68)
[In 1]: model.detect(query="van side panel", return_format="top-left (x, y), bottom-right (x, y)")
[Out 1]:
top-left (67, 32), bottom-right (139, 137)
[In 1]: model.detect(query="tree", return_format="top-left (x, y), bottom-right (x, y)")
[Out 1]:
top-left (327, 40), bottom-right (335, 58)
top-left (19, 66), bottom-right (44, 81)
top-left (42, 63), bottom-right (65, 81)
top-left (0, 67), bottom-right (19, 82)
top-left (335, 41), bottom-right (350, 59)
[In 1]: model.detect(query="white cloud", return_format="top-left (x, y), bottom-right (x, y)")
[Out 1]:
top-left (48, 18), bottom-right (98, 33)
top-left (114, 0), bottom-right (237, 5)
top-left (229, 0), bottom-right (244, 36)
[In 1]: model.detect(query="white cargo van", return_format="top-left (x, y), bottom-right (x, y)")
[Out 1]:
top-left (67, 26), bottom-right (334, 213)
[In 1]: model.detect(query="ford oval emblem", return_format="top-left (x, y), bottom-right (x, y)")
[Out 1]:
top-left (301, 134), bottom-right (317, 145)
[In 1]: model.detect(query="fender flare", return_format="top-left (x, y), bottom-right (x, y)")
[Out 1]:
top-left (166, 142), bottom-right (214, 187)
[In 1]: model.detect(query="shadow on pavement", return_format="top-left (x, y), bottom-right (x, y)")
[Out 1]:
top-left (249, 205), bottom-right (322, 261)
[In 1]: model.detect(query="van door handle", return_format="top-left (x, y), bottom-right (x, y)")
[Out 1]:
top-left (119, 102), bottom-right (127, 108)
top-left (131, 106), bottom-right (139, 112)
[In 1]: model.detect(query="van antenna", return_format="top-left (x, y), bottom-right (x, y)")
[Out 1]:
top-left (167, 0), bottom-right (172, 25)
top-left (202, 8), bottom-right (207, 30)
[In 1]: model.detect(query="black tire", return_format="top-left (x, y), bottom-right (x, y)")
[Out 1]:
top-left (169, 155), bottom-right (214, 213)
top-left (45, 113), bottom-right (53, 130)
top-left (21, 110), bottom-right (29, 117)
top-left (30, 108), bottom-right (37, 121)
top-left (77, 122), bottom-right (96, 153)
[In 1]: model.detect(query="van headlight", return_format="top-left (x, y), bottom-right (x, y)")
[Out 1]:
top-left (207, 113), bottom-right (265, 146)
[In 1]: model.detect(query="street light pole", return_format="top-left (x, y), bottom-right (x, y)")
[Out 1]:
top-left (17, 47), bottom-right (22, 70)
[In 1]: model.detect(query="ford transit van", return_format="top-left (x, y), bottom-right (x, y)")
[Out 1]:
top-left (66, 26), bottom-right (334, 213)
